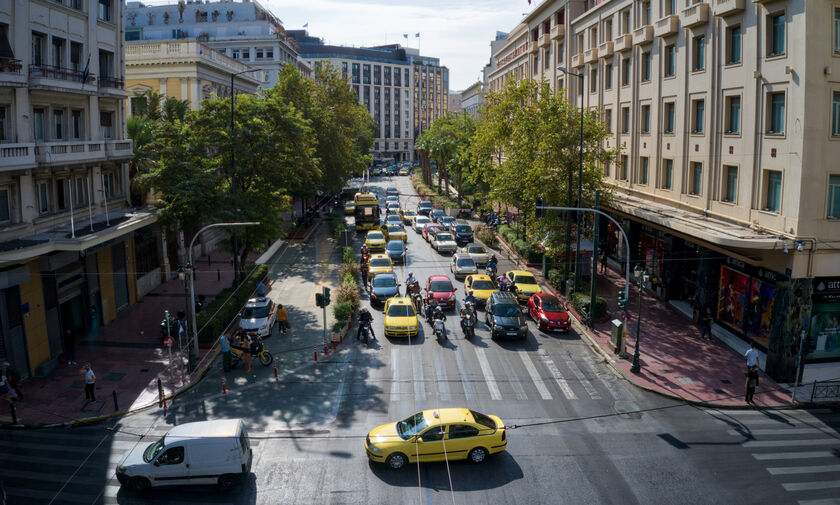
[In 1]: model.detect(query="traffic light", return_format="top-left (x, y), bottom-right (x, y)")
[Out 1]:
top-left (323, 287), bottom-right (331, 306)
top-left (535, 197), bottom-right (545, 218)
top-left (315, 293), bottom-right (325, 307)
top-left (617, 290), bottom-right (627, 311)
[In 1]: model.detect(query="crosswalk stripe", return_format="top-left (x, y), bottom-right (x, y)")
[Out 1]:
top-left (432, 350), bottom-right (451, 401)
top-left (475, 348), bottom-right (502, 400)
top-left (707, 408), bottom-right (833, 417)
top-left (390, 348), bottom-right (400, 403)
top-left (497, 350), bottom-right (528, 401)
top-left (768, 464), bottom-right (840, 475)
top-left (743, 438), bottom-right (840, 448)
top-left (783, 480), bottom-right (840, 492)
top-left (537, 349), bottom-right (576, 400)
top-left (519, 352), bottom-right (552, 400)
top-left (753, 451), bottom-right (838, 460)
top-left (565, 358), bottom-right (601, 400)
top-left (727, 428), bottom-right (832, 436)
top-left (454, 343), bottom-right (477, 402)
top-left (412, 346), bottom-right (426, 403)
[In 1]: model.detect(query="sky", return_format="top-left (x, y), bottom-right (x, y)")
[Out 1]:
top-left (141, 0), bottom-right (533, 91)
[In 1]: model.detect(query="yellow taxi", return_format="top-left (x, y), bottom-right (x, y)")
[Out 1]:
top-left (382, 296), bottom-right (419, 338)
top-left (368, 254), bottom-right (394, 277)
top-left (365, 230), bottom-right (387, 252)
top-left (399, 209), bottom-right (417, 226)
top-left (505, 270), bottom-right (542, 301)
top-left (365, 408), bottom-right (507, 469)
top-left (344, 201), bottom-right (356, 215)
top-left (464, 274), bottom-right (497, 306)
top-left (383, 223), bottom-right (408, 243)
top-left (399, 167), bottom-right (410, 176)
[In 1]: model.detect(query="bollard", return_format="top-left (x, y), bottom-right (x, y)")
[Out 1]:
top-left (314, 345), bottom-right (318, 362)
top-left (333, 340), bottom-right (337, 350)
top-left (273, 363), bottom-right (278, 378)
top-left (157, 378), bottom-right (165, 409)
top-left (324, 343), bottom-right (329, 356)
top-left (112, 390), bottom-right (119, 412)
top-left (217, 269), bottom-right (221, 281)
top-left (221, 375), bottom-right (227, 395)
top-left (10, 403), bottom-right (16, 424)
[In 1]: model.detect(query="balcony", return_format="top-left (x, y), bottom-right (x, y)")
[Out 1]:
top-left (29, 64), bottom-right (95, 84)
top-left (551, 24), bottom-right (565, 40)
top-left (655, 15), bottom-right (680, 38)
top-left (125, 41), bottom-right (259, 83)
top-left (598, 41), bottom-right (614, 59)
top-left (613, 33), bottom-right (633, 52)
top-left (583, 47), bottom-right (599, 64)
top-left (633, 25), bottom-right (654, 46)
top-left (34, 141), bottom-right (106, 165)
top-left (529, 42), bottom-right (538, 54)
top-left (0, 143), bottom-right (36, 171)
top-left (0, 58), bottom-right (26, 87)
top-left (715, 0), bottom-right (745, 17)
top-left (682, 2), bottom-right (710, 28)
top-left (98, 76), bottom-right (124, 89)
top-left (106, 140), bottom-right (133, 160)
top-left (572, 52), bottom-right (585, 68)
top-left (539, 33), bottom-right (551, 48)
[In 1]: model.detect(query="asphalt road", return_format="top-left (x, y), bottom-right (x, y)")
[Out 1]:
top-left (3, 174), bottom-right (840, 505)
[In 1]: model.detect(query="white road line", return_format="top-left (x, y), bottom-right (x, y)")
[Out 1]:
top-left (520, 352), bottom-right (552, 400)
top-left (798, 499), bottom-right (840, 505)
top-left (413, 347), bottom-right (426, 403)
top-left (783, 480), bottom-right (840, 492)
top-left (565, 358), bottom-right (602, 400)
top-left (537, 349), bottom-right (577, 400)
top-left (743, 438), bottom-right (840, 448)
top-left (768, 464), bottom-right (840, 475)
top-left (497, 350), bottom-right (528, 401)
top-left (728, 428), bottom-right (831, 436)
top-left (390, 347), bottom-right (400, 404)
top-left (454, 344), bottom-right (477, 402)
top-left (432, 350), bottom-right (451, 401)
top-left (753, 451), bottom-right (838, 460)
top-left (475, 348), bottom-right (502, 400)
top-left (707, 408), bottom-right (833, 417)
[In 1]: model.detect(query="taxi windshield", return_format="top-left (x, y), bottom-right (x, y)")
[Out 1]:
top-left (515, 274), bottom-right (537, 285)
top-left (397, 412), bottom-right (428, 440)
top-left (387, 304), bottom-right (415, 317)
top-left (370, 258), bottom-right (391, 267)
top-left (368, 232), bottom-right (384, 240)
top-left (471, 280), bottom-right (494, 290)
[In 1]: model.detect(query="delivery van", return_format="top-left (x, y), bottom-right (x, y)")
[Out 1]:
top-left (116, 418), bottom-right (252, 492)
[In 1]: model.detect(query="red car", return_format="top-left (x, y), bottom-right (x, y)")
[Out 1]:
top-left (528, 293), bottom-right (571, 332)
top-left (423, 223), bottom-right (443, 242)
top-left (424, 275), bottom-right (457, 311)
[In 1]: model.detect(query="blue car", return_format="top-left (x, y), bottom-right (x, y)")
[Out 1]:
top-left (370, 272), bottom-right (401, 307)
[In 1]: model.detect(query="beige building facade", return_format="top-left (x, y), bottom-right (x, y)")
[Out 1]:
top-left (490, 0), bottom-right (840, 382)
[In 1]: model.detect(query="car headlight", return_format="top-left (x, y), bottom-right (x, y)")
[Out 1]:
top-left (520, 325), bottom-right (528, 330)
top-left (540, 314), bottom-right (549, 321)
top-left (117, 465), bottom-right (126, 474)
top-left (368, 443), bottom-right (382, 453)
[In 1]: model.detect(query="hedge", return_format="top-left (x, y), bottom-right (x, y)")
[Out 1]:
top-left (333, 301), bottom-right (354, 327)
top-left (342, 246), bottom-right (355, 265)
top-left (336, 277), bottom-right (360, 311)
top-left (570, 292), bottom-right (608, 319)
top-left (196, 263), bottom-right (269, 345)
top-left (474, 225), bottom-right (498, 248)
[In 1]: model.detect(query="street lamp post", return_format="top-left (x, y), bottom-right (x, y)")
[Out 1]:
top-left (630, 265), bottom-right (651, 374)
top-left (557, 66), bottom-right (585, 294)
top-left (186, 221), bottom-right (259, 371)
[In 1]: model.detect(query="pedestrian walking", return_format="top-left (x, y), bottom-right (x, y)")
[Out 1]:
top-left (63, 328), bottom-right (76, 365)
top-left (745, 365), bottom-right (759, 404)
top-left (700, 307), bottom-right (713, 341)
top-left (745, 342), bottom-right (760, 373)
top-left (0, 363), bottom-right (13, 403)
top-left (220, 332), bottom-right (233, 372)
top-left (3, 362), bottom-right (22, 401)
top-left (237, 334), bottom-right (252, 373)
top-left (600, 251), bottom-right (608, 274)
top-left (82, 363), bottom-right (96, 402)
top-left (276, 304), bottom-right (289, 335)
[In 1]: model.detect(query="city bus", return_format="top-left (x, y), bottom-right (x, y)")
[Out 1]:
top-left (354, 192), bottom-right (381, 231)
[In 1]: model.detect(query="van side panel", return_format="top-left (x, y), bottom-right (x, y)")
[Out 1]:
top-left (188, 439), bottom-right (242, 485)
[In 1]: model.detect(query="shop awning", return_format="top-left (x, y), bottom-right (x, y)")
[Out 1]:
top-left (0, 32), bottom-right (14, 60)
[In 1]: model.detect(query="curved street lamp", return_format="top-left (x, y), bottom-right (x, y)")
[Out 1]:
top-left (557, 66), bottom-right (585, 292)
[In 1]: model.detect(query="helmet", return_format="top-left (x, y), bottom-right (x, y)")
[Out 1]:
top-left (409, 271), bottom-right (414, 276)
top-left (361, 307), bottom-right (369, 313)
top-left (465, 301), bottom-right (473, 307)
top-left (467, 290), bottom-right (473, 296)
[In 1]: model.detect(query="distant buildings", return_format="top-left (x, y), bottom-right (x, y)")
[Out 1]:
top-left (447, 90), bottom-right (462, 113)
top-left (459, 81), bottom-right (484, 119)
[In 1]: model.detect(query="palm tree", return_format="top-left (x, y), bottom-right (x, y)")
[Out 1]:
top-left (127, 115), bottom-right (156, 206)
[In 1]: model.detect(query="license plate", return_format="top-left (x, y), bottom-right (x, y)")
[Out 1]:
top-left (507, 331), bottom-right (518, 336)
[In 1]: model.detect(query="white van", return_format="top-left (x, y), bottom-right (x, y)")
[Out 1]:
top-left (116, 418), bottom-right (252, 492)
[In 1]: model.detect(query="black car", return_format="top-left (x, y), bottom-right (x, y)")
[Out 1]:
top-left (370, 272), bottom-right (400, 307)
top-left (417, 200), bottom-right (433, 216)
top-left (385, 239), bottom-right (406, 264)
top-left (431, 209), bottom-right (446, 223)
top-left (485, 292), bottom-right (528, 340)
top-left (452, 221), bottom-right (474, 246)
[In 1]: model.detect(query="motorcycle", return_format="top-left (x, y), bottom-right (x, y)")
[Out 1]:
top-left (485, 263), bottom-right (497, 278)
top-left (460, 311), bottom-right (475, 340)
top-left (360, 320), bottom-right (372, 345)
top-left (231, 335), bottom-right (273, 367)
top-left (433, 316), bottom-right (446, 342)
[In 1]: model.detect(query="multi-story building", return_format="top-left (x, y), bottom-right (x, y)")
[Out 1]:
top-left (125, 0), bottom-right (309, 90)
top-left (0, 0), bottom-right (141, 377)
top-left (448, 90), bottom-right (462, 113)
top-left (490, 0), bottom-right (840, 383)
top-left (460, 81), bottom-right (484, 119)
top-left (289, 31), bottom-right (449, 163)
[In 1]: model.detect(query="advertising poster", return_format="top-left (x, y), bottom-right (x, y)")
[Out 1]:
top-left (717, 265), bottom-right (748, 333)
top-left (809, 277), bottom-right (840, 359)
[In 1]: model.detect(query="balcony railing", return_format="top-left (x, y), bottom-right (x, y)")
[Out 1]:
top-left (682, 2), bottom-right (710, 28)
top-left (633, 25), bottom-right (654, 46)
top-left (551, 25), bottom-right (565, 40)
top-left (0, 143), bottom-right (36, 170)
top-left (29, 64), bottom-right (95, 84)
top-left (598, 41), bottom-right (614, 59)
top-left (655, 15), bottom-right (680, 38)
top-left (0, 58), bottom-right (22, 74)
top-left (98, 76), bottom-right (124, 89)
top-left (614, 33), bottom-right (632, 52)
top-left (583, 47), bottom-right (599, 64)
top-left (539, 33), bottom-right (551, 48)
top-left (34, 141), bottom-right (106, 165)
top-left (715, 0), bottom-right (745, 16)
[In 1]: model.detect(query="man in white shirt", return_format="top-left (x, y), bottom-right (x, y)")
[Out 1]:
top-left (83, 363), bottom-right (96, 402)
top-left (744, 342), bottom-right (760, 372)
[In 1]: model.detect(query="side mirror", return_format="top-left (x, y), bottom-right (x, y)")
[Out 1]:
top-left (154, 460), bottom-right (161, 467)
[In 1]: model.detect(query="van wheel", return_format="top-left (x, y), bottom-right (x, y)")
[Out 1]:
top-left (386, 452), bottom-right (407, 470)
top-left (128, 477), bottom-right (150, 492)
top-left (217, 473), bottom-right (240, 491)
top-left (468, 447), bottom-right (488, 464)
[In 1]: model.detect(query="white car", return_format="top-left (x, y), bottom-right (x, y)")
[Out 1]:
top-left (432, 232), bottom-right (458, 254)
top-left (238, 297), bottom-right (276, 337)
top-left (450, 253), bottom-right (478, 279)
top-left (413, 215), bottom-right (431, 233)
top-left (459, 244), bottom-right (491, 267)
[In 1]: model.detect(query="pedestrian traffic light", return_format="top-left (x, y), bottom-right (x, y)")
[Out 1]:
top-left (323, 287), bottom-right (331, 306)
top-left (315, 293), bottom-right (324, 307)
top-left (535, 197), bottom-right (545, 218)
top-left (617, 290), bottom-right (627, 311)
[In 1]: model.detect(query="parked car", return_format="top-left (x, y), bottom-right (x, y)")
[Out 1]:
top-left (424, 275), bottom-right (457, 310)
top-left (485, 291), bottom-right (528, 340)
top-left (385, 239), bottom-right (407, 264)
top-left (452, 222), bottom-right (474, 246)
top-left (450, 253), bottom-right (478, 279)
top-left (459, 244), bottom-right (490, 267)
top-left (527, 293), bottom-right (571, 332)
top-left (238, 297), bottom-right (276, 338)
top-left (370, 272), bottom-right (401, 307)
top-left (417, 201), bottom-right (434, 216)
top-left (431, 232), bottom-right (458, 254)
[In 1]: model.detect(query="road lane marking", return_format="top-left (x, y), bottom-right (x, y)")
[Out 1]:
top-left (537, 349), bottom-right (577, 400)
top-left (475, 348), bottom-right (502, 400)
top-left (565, 358), bottom-right (601, 400)
top-left (433, 350), bottom-right (451, 401)
top-left (390, 348), bottom-right (400, 404)
top-left (768, 464), bottom-right (840, 475)
top-left (519, 352), bottom-right (553, 400)
top-left (412, 345), bottom-right (426, 403)
top-left (454, 343), bottom-right (477, 402)
top-left (743, 438), bottom-right (840, 448)
top-left (783, 480), bottom-right (840, 492)
top-left (497, 350), bottom-right (527, 401)
top-left (753, 451), bottom-right (838, 460)
top-left (728, 428), bottom-right (831, 436)
top-left (798, 499), bottom-right (840, 505)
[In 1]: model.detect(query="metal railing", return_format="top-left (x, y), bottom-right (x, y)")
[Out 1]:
top-left (810, 380), bottom-right (840, 402)
top-left (98, 76), bottom-right (124, 89)
top-left (0, 58), bottom-right (22, 74)
top-left (29, 64), bottom-right (95, 83)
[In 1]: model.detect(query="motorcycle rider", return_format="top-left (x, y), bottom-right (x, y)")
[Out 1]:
top-left (432, 304), bottom-right (447, 339)
top-left (360, 261), bottom-right (369, 291)
top-left (460, 301), bottom-right (476, 336)
top-left (486, 255), bottom-right (498, 276)
top-left (464, 290), bottom-right (479, 309)
top-left (498, 275), bottom-right (510, 292)
top-left (357, 307), bottom-right (375, 340)
top-left (406, 271), bottom-right (417, 288)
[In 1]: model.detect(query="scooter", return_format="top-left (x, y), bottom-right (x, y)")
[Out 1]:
top-left (460, 311), bottom-right (475, 340)
top-left (485, 263), bottom-right (497, 278)
top-left (230, 335), bottom-right (273, 367)
top-left (360, 321), bottom-right (372, 345)
top-left (433, 317), bottom-right (446, 342)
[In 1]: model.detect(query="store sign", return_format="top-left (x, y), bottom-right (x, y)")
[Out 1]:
top-left (813, 277), bottom-right (840, 302)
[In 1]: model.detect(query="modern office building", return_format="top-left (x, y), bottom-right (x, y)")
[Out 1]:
top-left (0, 0), bottom-right (141, 377)
top-left (125, 0), bottom-right (309, 90)
top-left (289, 31), bottom-right (449, 163)
top-left (489, 0), bottom-right (840, 383)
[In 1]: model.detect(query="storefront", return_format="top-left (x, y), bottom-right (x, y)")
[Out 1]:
top-left (716, 257), bottom-right (780, 349)
top-left (807, 277), bottom-right (840, 361)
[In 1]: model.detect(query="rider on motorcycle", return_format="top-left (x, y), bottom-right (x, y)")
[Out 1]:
top-left (497, 275), bottom-right (510, 291)
top-left (360, 261), bottom-right (369, 290)
top-left (357, 307), bottom-right (375, 340)
top-left (464, 290), bottom-right (479, 309)
top-left (406, 271), bottom-right (417, 288)
top-left (460, 301), bottom-right (476, 334)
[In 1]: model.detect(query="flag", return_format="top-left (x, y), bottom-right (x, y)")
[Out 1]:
top-left (81, 55), bottom-right (90, 83)
top-left (303, 22), bottom-right (308, 28)
top-left (415, 33), bottom-right (420, 37)
top-left (403, 34), bottom-right (408, 39)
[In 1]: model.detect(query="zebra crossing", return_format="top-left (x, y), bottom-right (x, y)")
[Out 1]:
top-left (708, 408), bottom-right (840, 503)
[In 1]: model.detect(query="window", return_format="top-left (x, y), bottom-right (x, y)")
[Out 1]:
top-left (694, 35), bottom-right (705, 71)
top-left (690, 162), bottom-right (703, 195)
top-left (693, 99), bottom-right (705, 133)
top-left (828, 175), bottom-right (840, 218)
top-left (768, 92), bottom-right (785, 134)
top-left (70, 42), bottom-right (82, 72)
top-left (590, 68), bottom-right (597, 92)
top-left (621, 107), bottom-right (630, 133)
top-left (605, 19), bottom-right (613, 41)
top-left (664, 102), bottom-right (675, 134)
top-left (72, 110), bottom-right (83, 139)
top-left (835, 9), bottom-right (840, 53)
top-left (719, 165), bottom-right (737, 203)
top-left (98, 0), bottom-right (112, 22)
top-left (33, 108), bottom-right (45, 140)
top-left (557, 41), bottom-right (564, 63)
top-left (545, 47), bottom-right (551, 70)
top-left (640, 157), bottom-right (649, 184)
top-left (664, 45), bottom-right (676, 77)
top-left (765, 171), bottom-right (782, 211)
top-left (725, 96), bottom-right (741, 134)
top-left (38, 182), bottom-right (49, 215)
top-left (605, 64), bottom-right (613, 89)
top-left (662, 159), bottom-right (673, 189)
top-left (0, 106), bottom-right (6, 142)
top-left (52, 37), bottom-right (64, 68)
top-left (604, 161), bottom-right (611, 176)
top-left (55, 178), bottom-right (67, 211)
top-left (103, 171), bottom-right (119, 198)
top-left (100, 111), bottom-right (113, 139)
top-left (666, 0), bottom-right (677, 16)
top-left (0, 188), bottom-right (9, 222)
top-left (32, 33), bottom-right (45, 66)
top-left (623, 10), bottom-right (631, 34)
top-left (620, 155), bottom-right (628, 180)
top-left (769, 12), bottom-right (785, 56)
top-left (641, 52), bottom-right (651, 81)
top-left (622, 58), bottom-right (631, 86)
top-left (641, 104), bottom-right (650, 133)
top-left (604, 108), bottom-right (612, 132)
top-left (728, 25), bottom-right (741, 64)
top-left (54, 110), bottom-right (64, 140)
top-left (642, 1), bottom-right (651, 25)
top-left (157, 447), bottom-right (184, 466)
top-left (448, 425), bottom-right (480, 439)
top-left (75, 176), bottom-right (87, 206)
top-left (125, 29), bottom-right (142, 41)
top-left (421, 427), bottom-right (445, 442)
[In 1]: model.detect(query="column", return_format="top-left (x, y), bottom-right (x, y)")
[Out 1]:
top-left (159, 78), bottom-right (168, 97)
top-left (190, 78), bottom-right (200, 110)
top-left (180, 77), bottom-right (189, 107)
top-left (89, 95), bottom-right (101, 140)
top-left (14, 87), bottom-right (30, 142)
top-left (19, 173), bottom-right (35, 223)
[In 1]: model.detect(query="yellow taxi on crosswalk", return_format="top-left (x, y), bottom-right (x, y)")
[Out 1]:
top-left (382, 296), bottom-right (419, 338)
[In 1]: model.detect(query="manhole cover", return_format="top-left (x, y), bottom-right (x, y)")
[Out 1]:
top-left (720, 379), bottom-right (731, 384)
top-left (675, 376), bottom-right (695, 385)
top-left (103, 372), bottom-right (126, 382)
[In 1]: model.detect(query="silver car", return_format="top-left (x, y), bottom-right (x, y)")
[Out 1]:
top-left (413, 216), bottom-right (431, 233)
top-left (459, 244), bottom-right (491, 267)
top-left (432, 232), bottom-right (458, 254)
top-left (450, 253), bottom-right (478, 279)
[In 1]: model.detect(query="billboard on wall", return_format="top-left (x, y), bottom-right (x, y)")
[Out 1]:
top-left (809, 277), bottom-right (840, 360)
